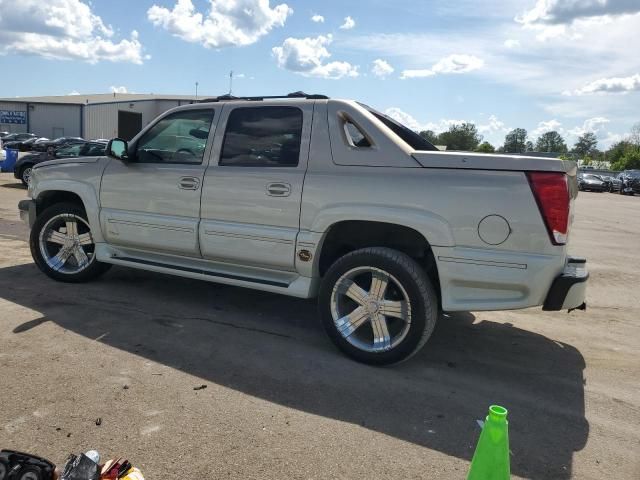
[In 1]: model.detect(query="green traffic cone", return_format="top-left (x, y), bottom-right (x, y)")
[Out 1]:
top-left (467, 405), bottom-right (510, 480)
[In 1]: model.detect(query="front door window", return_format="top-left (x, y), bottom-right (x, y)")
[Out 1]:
top-left (135, 109), bottom-right (214, 165)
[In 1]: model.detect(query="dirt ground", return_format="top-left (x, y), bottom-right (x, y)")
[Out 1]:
top-left (0, 173), bottom-right (638, 480)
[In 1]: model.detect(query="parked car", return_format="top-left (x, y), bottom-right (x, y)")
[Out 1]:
top-left (577, 173), bottom-right (606, 192)
top-left (19, 95), bottom-right (588, 364)
top-left (0, 132), bottom-right (37, 143)
top-left (0, 131), bottom-right (9, 138)
top-left (13, 141), bottom-right (107, 186)
top-left (2, 136), bottom-right (49, 152)
top-left (618, 170), bottom-right (640, 196)
top-left (31, 136), bottom-right (85, 154)
top-left (598, 174), bottom-right (621, 192)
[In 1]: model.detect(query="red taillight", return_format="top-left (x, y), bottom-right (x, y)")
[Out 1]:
top-left (527, 172), bottom-right (570, 245)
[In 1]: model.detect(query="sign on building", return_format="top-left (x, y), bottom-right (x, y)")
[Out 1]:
top-left (0, 110), bottom-right (27, 124)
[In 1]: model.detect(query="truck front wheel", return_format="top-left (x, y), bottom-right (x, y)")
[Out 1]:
top-left (30, 202), bottom-right (111, 283)
top-left (318, 247), bottom-right (438, 365)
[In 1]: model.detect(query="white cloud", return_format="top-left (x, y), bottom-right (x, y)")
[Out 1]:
top-left (566, 73), bottom-right (640, 95)
top-left (400, 69), bottom-right (436, 79)
top-left (601, 131), bottom-right (624, 147)
top-left (516, 0), bottom-right (640, 26)
top-left (311, 14), bottom-right (324, 23)
top-left (401, 54), bottom-right (484, 79)
top-left (147, 0), bottom-right (293, 48)
top-left (504, 38), bottom-right (520, 48)
top-left (567, 117), bottom-right (610, 136)
top-left (67, 91), bottom-right (80, 95)
top-left (371, 59), bottom-right (394, 78)
top-left (478, 115), bottom-right (508, 135)
top-left (272, 34), bottom-right (358, 79)
top-left (432, 54), bottom-right (484, 74)
top-left (110, 86), bottom-right (128, 94)
top-left (340, 16), bottom-right (355, 30)
top-left (532, 119), bottom-right (563, 137)
top-left (515, 1), bottom-right (640, 42)
top-left (0, 0), bottom-right (145, 63)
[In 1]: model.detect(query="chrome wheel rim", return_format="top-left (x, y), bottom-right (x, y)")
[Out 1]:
top-left (22, 167), bottom-right (32, 184)
top-left (38, 213), bottom-right (95, 274)
top-left (330, 266), bottom-right (411, 353)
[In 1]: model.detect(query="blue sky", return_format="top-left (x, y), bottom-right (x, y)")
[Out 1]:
top-left (0, 0), bottom-right (639, 148)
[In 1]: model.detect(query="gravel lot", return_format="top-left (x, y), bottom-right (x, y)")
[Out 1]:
top-left (0, 173), bottom-right (638, 479)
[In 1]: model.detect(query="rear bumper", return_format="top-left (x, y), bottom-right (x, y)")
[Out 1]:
top-left (542, 257), bottom-right (588, 311)
top-left (18, 199), bottom-right (36, 228)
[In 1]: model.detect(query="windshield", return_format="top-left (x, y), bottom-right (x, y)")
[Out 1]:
top-left (625, 170), bottom-right (640, 178)
top-left (359, 103), bottom-right (438, 151)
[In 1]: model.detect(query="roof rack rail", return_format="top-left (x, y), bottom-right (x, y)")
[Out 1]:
top-left (198, 91), bottom-right (329, 103)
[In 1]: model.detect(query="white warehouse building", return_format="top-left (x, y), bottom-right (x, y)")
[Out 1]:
top-left (0, 93), bottom-right (201, 141)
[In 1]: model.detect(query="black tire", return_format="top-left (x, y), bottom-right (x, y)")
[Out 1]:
top-left (318, 247), bottom-right (438, 365)
top-left (30, 202), bottom-right (111, 283)
top-left (17, 467), bottom-right (44, 480)
top-left (18, 164), bottom-right (33, 186)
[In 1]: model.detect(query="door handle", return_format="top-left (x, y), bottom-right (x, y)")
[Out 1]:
top-left (179, 176), bottom-right (200, 190)
top-left (266, 182), bottom-right (291, 197)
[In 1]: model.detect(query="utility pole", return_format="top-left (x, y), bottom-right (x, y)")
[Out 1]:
top-left (229, 70), bottom-right (233, 95)
top-left (195, 81), bottom-right (199, 101)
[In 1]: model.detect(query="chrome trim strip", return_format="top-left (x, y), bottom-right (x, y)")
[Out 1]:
top-left (438, 256), bottom-right (527, 269)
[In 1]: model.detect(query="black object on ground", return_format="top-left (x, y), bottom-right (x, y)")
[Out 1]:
top-left (0, 450), bottom-right (56, 480)
top-left (60, 453), bottom-right (99, 480)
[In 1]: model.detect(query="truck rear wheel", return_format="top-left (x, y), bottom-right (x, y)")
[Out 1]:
top-left (318, 247), bottom-right (438, 365)
top-left (30, 202), bottom-right (111, 283)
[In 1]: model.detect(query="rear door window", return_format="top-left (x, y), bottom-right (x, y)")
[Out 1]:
top-left (220, 106), bottom-right (303, 167)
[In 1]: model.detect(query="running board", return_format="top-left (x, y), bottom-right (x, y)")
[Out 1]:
top-left (116, 256), bottom-right (290, 288)
top-left (95, 244), bottom-right (318, 299)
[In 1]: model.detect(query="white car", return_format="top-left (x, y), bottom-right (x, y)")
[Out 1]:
top-left (19, 94), bottom-right (588, 364)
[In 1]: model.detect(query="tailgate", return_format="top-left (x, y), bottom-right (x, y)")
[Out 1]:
top-left (412, 150), bottom-right (578, 199)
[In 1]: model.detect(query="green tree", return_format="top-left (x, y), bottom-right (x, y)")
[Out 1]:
top-left (503, 128), bottom-right (528, 153)
top-left (475, 141), bottom-right (495, 153)
top-left (437, 122), bottom-right (482, 151)
top-left (525, 140), bottom-right (534, 152)
top-left (418, 130), bottom-right (438, 144)
top-left (535, 131), bottom-right (568, 153)
top-left (573, 132), bottom-right (598, 157)
top-left (611, 148), bottom-right (640, 171)
top-left (606, 140), bottom-right (632, 165)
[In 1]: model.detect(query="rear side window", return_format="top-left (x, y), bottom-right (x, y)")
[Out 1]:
top-left (220, 106), bottom-right (302, 167)
top-left (344, 120), bottom-right (371, 148)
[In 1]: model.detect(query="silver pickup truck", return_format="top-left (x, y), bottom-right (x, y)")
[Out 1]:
top-left (19, 94), bottom-right (588, 364)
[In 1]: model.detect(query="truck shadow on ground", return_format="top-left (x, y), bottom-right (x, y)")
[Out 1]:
top-left (2, 263), bottom-right (588, 479)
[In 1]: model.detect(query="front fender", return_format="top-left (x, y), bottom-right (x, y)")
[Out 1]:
top-left (30, 160), bottom-right (109, 243)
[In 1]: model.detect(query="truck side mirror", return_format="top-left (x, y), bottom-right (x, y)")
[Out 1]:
top-left (107, 138), bottom-right (129, 161)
